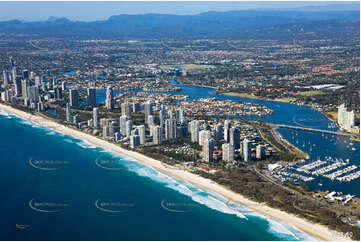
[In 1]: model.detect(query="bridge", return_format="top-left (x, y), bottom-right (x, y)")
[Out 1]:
top-left (269, 123), bottom-right (354, 137)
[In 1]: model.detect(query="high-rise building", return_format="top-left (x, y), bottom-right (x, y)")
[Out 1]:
top-left (243, 139), bottom-right (251, 162)
top-left (165, 118), bottom-right (177, 140)
top-left (87, 88), bottom-right (96, 106)
top-left (202, 138), bottom-right (214, 162)
top-left (61, 81), bottom-right (66, 91)
top-left (159, 104), bottom-right (166, 127)
top-left (222, 143), bottom-right (234, 163)
top-left (148, 115), bottom-right (155, 126)
top-left (215, 123), bottom-right (223, 140)
top-left (27, 86), bottom-right (38, 102)
top-left (9, 56), bottom-right (15, 68)
top-left (199, 130), bottom-right (211, 146)
top-left (108, 121), bottom-right (116, 136)
top-left (34, 76), bottom-right (41, 87)
top-left (144, 100), bottom-right (153, 124)
top-left (168, 109), bottom-right (174, 120)
top-left (93, 107), bottom-right (99, 128)
top-left (224, 120), bottom-right (232, 142)
top-left (133, 102), bottom-right (140, 112)
top-left (337, 104), bottom-right (355, 132)
top-left (14, 77), bottom-right (22, 96)
top-left (130, 134), bottom-right (140, 148)
top-left (180, 121), bottom-right (188, 138)
top-left (11, 67), bottom-right (17, 82)
top-left (119, 115), bottom-right (130, 136)
top-left (125, 120), bottom-right (133, 138)
top-left (137, 125), bottom-right (146, 145)
top-left (3, 70), bottom-right (9, 86)
top-left (103, 125), bottom-right (110, 138)
top-left (69, 89), bottom-right (78, 107)
top-left (256, 144), bottom-right (265, 160)
top-left (105, 86), bottom-right (114, 110)
top-left (66, 103), bottom-right (71, 122)
top-left (230, 127), bottom-right (241, 150)
top-left (21, 79), bottom-right (28, 99)
top-left (54, 87), bottom-right (63, 100)
top-left (121, 102), bottom-right (132, 116)
top-left (152, 125), bottom-right (162, 145)
top-left (22, 70), bottom-right (29, 80)
top-left (190, 120), bottom-right (200, 143)
top-left (175, 108), bottom-right (185, 123)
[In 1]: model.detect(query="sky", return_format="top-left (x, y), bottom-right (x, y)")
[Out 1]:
top-left (0, 1), bottom-right (359, 22)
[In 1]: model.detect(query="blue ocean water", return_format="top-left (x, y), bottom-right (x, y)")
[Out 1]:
top-left (0, 110), bottom-right (315, 240)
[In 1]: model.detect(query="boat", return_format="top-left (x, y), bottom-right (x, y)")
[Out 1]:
top-left (352, 148), bottom-right (356, 151)
top-left (318, 183), bottom-right (323, 186)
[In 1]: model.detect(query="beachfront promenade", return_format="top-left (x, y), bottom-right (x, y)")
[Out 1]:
top-left (269, 123), bottom-right (353, 137)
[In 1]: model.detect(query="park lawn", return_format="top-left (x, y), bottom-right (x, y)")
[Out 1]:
top-left (299, 90), bottom-right (325, 97)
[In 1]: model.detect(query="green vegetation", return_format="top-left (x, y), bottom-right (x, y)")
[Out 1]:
top-left (195, 168), bottom-right (360, 241)
top-left (299, 90), bottom-right (325, 97)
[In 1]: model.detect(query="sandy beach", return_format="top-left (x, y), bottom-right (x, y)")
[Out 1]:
top-left (0, 103), bottom-right (353, 241)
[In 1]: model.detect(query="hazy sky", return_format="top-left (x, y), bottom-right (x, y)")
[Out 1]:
top-left (0, 1), bottom-right (359, 22)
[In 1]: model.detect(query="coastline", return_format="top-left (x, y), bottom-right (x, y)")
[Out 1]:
top-left (0, 103), bottom-right (353, 241)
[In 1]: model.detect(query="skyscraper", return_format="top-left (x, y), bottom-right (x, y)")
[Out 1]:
top-left (133, 102), bottom-right (140, 112)
top-left (230, 127), bottom-right (240, 150)
top-left (148, 115), bottom-right (155, 126)
top-left (93, 107), bottom-right (99, 128)
top-left (125, 120), bottom-right (133, 138)
top-left (180, 121), bottom-right (188, 138)
top-left (105, 86), bottom-right (114, 110)
top-left (190, 120), bottom-right (200, 143)
top-left (69, 89), bottom-right (78, 107)
top-left (22, 70), bottom-right (29, 80)
top-left (137, 125), bottom-right (146, 145)
top-left (14, 77), bottom-right (22, 96)
top-left (34, 76), bottom-right (41, 87)
top-left (222, 143), bottom-right (234, 163)
top-left (121, 102), bottom-right (132, 116)
top-left (87, 88), bottom-right (96, 106)
top-left (224, 120), bottom-right (232, 142)
top-left (202, 138), bottom-right (214, 162)
top-left (165, 118), bottom-right (177, 140)
top-left (119, 115), bottom-right (130, 136)
top-left (243, 139), bottom-right (251, 162)
top-left (130, 134), bottom-right (140, 148)
top-left (66, 103), bottom-right (71, 122)
top-left (199, 130), bottom-right (211, 146)
top-left (54, 87), bottom-right (63, 100)
top-left (3, 70), bottom-right (9, 86)
top-left (152, 125), bottom-right (162, 145)
top-left (144, 100), bottom-right (153, 124)
top-left (215, 123), bottom-right (223, 140)
top-left (27, 86), bottom-right (38, 102)
top-left (159, 104), bottom-right (166, 127)
top-left (21, 79), bottom-right (28, 99)
top-left (175, 108), bottom-right (185, 123)
top-left (337, 103), bottom-right (355, 132)
top-left (61, 81), bottom-right (66, 91)
top-left (11, 67), bottom-right (17, 82)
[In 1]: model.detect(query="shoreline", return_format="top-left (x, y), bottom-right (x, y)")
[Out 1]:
top-left (0, 103), bottom-right (353, 241)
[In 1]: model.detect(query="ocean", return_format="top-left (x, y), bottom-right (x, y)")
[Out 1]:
top-left (0, 109), bottom-right (315, 240)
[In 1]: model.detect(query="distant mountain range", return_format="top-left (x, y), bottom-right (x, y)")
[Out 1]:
top-left (0, 10), bottom-right (359, 40)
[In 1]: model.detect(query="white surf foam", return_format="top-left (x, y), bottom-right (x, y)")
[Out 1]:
top-left (121, 160), bottom-right (317, 241)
